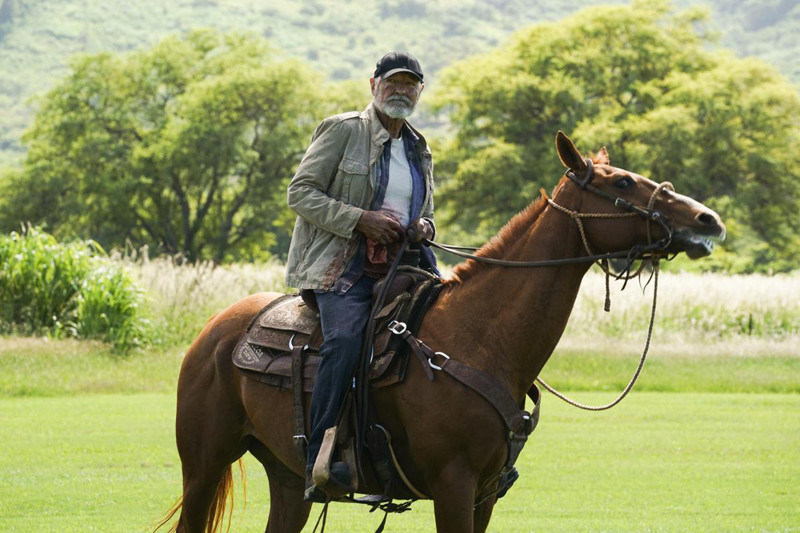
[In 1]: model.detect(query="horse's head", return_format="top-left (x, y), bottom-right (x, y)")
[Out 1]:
top-left (553, 131), bottom-right (725, 259)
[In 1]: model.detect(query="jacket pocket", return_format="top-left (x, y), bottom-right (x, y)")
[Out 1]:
top-left (338, 158), bottom-right (370, 206)
top-left (299, 225), bottom-right (317, 267)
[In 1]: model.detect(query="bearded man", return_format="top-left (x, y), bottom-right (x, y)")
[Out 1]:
top-left (285, 51), bottom-right (438, 501)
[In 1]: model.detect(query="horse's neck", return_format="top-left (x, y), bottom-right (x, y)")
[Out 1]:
top-left (435, 195), bottom-right (590, 402)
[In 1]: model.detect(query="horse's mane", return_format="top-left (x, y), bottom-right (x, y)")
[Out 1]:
top-left (445, 189), bottom-right (550, 287)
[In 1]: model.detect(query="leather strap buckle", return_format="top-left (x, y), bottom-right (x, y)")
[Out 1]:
top-left (387, 320), bottom-right (407, 335)
top-left (522, 413), bottom-right (534, 435)
top-left (428, 351), bottom-right (450, 371)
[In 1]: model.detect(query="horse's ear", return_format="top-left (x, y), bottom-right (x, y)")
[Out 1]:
top-left (555, 131), bottom-right (587, 173)
top-left (595, 146), bottom-right (610, 165)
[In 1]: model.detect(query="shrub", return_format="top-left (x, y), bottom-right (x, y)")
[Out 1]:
top-left (0, 226), bottom-right (150, 351)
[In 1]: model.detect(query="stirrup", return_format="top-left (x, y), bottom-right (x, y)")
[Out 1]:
top-left (305, 461), bottom-right (351, 502)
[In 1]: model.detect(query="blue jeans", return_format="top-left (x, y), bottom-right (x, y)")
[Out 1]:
top-left (306, 275), bottom-right (376, 472)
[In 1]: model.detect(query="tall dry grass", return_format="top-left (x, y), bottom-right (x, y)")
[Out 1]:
top-left (123, 255), bottom-right (287, 345)
top-left (569, 269), bottom-right (800, 341)
top-left (120, 256), bottom-right (800, 349)
top-left (562, 269), bottom-right (800, 358)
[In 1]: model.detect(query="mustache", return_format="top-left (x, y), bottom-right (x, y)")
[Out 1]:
top-left (386, 94), bottom-right (412, 106)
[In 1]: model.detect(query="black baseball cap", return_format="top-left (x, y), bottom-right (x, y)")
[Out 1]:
top-left (373, 52), bottom-right (424, 83)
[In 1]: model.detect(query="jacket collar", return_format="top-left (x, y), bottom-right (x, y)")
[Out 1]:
top-left (366, 103), bottom-right (389, 148)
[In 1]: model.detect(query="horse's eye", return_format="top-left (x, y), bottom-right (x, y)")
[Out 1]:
top-left (614, 177), bottom-right (634, 190)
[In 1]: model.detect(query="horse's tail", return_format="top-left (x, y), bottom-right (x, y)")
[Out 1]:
top-left (152, 494), bottom-right (183, 533)
top-left (153, 459), bottom-right (247, 533)
top-left (207, 459), bottom-right (247, 533)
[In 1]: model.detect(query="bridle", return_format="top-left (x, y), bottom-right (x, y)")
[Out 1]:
top-left (560, 158), bottom-right (676, 260)
top-left (424, 159), bottom-right (678, 411)
top-left (426, 158), bottom-right (676, 269)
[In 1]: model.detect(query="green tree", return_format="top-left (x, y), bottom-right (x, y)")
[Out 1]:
top-left (0, 30), bottom-right (368, 263)
top-left (432, 0), bottom-right (800, 272)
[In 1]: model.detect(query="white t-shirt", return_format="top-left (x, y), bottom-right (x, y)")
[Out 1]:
top-left (381, 136), bottom-right (413, 228)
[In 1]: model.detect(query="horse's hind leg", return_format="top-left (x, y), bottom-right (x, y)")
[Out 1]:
top-left (174, 378), bottom-right (250, 531)
top-left (176, 460), bottom-right (235, 532)
top-left (264, 461), bottom-right (312, 533)
top-left (250, 440), bottom-right (311, 533)
top-left (175, 421), bottom-right (250, 532)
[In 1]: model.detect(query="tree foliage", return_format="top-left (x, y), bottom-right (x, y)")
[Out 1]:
top-left (432, 0), bottom-right (800, 272)
top-left (0, 30), bottom-right (369, 262)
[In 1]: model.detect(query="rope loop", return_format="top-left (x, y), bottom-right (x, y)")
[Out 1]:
top-left (536, 259), bottom-right (661, 411)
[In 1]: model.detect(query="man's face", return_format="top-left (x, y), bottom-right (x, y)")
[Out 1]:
top-left (370, 72), bottom-right (424, 119)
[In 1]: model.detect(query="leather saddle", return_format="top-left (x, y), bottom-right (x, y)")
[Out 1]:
top-left (232, 267), bottom-right (442, 392)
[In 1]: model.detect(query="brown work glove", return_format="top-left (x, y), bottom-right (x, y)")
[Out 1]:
top-left (407, 218), bottom-right (435, 243)
top-left (355, 210), bottom-right (404, 244)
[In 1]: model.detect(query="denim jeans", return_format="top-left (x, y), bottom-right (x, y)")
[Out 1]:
top-left (306, 275), bottom-right (376, 472)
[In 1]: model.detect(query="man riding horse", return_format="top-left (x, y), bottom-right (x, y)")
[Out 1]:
top-left (285, 51), bottom-right (439, 502)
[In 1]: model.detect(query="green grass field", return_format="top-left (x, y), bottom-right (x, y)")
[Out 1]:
top-left (1, 392), bottom-right (798, 532)
top-left (2, 335), bottom-right (798, 397)
top-left (1, 324), bottom-right (799, 532)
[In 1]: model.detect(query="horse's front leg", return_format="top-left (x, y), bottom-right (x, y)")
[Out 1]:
top-left (473, 496), bottom-right (497, 533)
top-left (429, 458), bottom-right (478, 532)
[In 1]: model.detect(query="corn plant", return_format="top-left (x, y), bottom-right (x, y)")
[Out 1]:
top-left (0, 226), bottom-right (151, 351)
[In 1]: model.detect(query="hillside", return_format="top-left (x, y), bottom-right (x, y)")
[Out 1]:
top-left (0, 0), bottom-right (798, 166)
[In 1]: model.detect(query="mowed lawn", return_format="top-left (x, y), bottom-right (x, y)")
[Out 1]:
top-left (2, 336), bottom-right (799, 396)
top-left (1, 392), bottom-right (798, 533)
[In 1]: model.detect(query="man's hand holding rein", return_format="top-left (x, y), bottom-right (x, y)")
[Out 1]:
top-left (356, 210), bottom-right (404, 244)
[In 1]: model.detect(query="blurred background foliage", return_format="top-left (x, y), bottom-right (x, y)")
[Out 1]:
top-left (0, 30), bottom-right (371, 262)
top-left (0, 0), bottom-right (797, 168)
top-left (432, 0), bottom-right (800, 273)
top-left (0, 0), bottom-right (798, 273)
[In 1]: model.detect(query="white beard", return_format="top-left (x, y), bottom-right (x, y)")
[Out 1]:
top-left (382, 101), bottom-right (414, 119)
top-left (375, 95), bottom-right (416, 119)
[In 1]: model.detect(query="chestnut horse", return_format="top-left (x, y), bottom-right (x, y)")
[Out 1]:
top-left (157, 133), bottom-right (725, 532)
